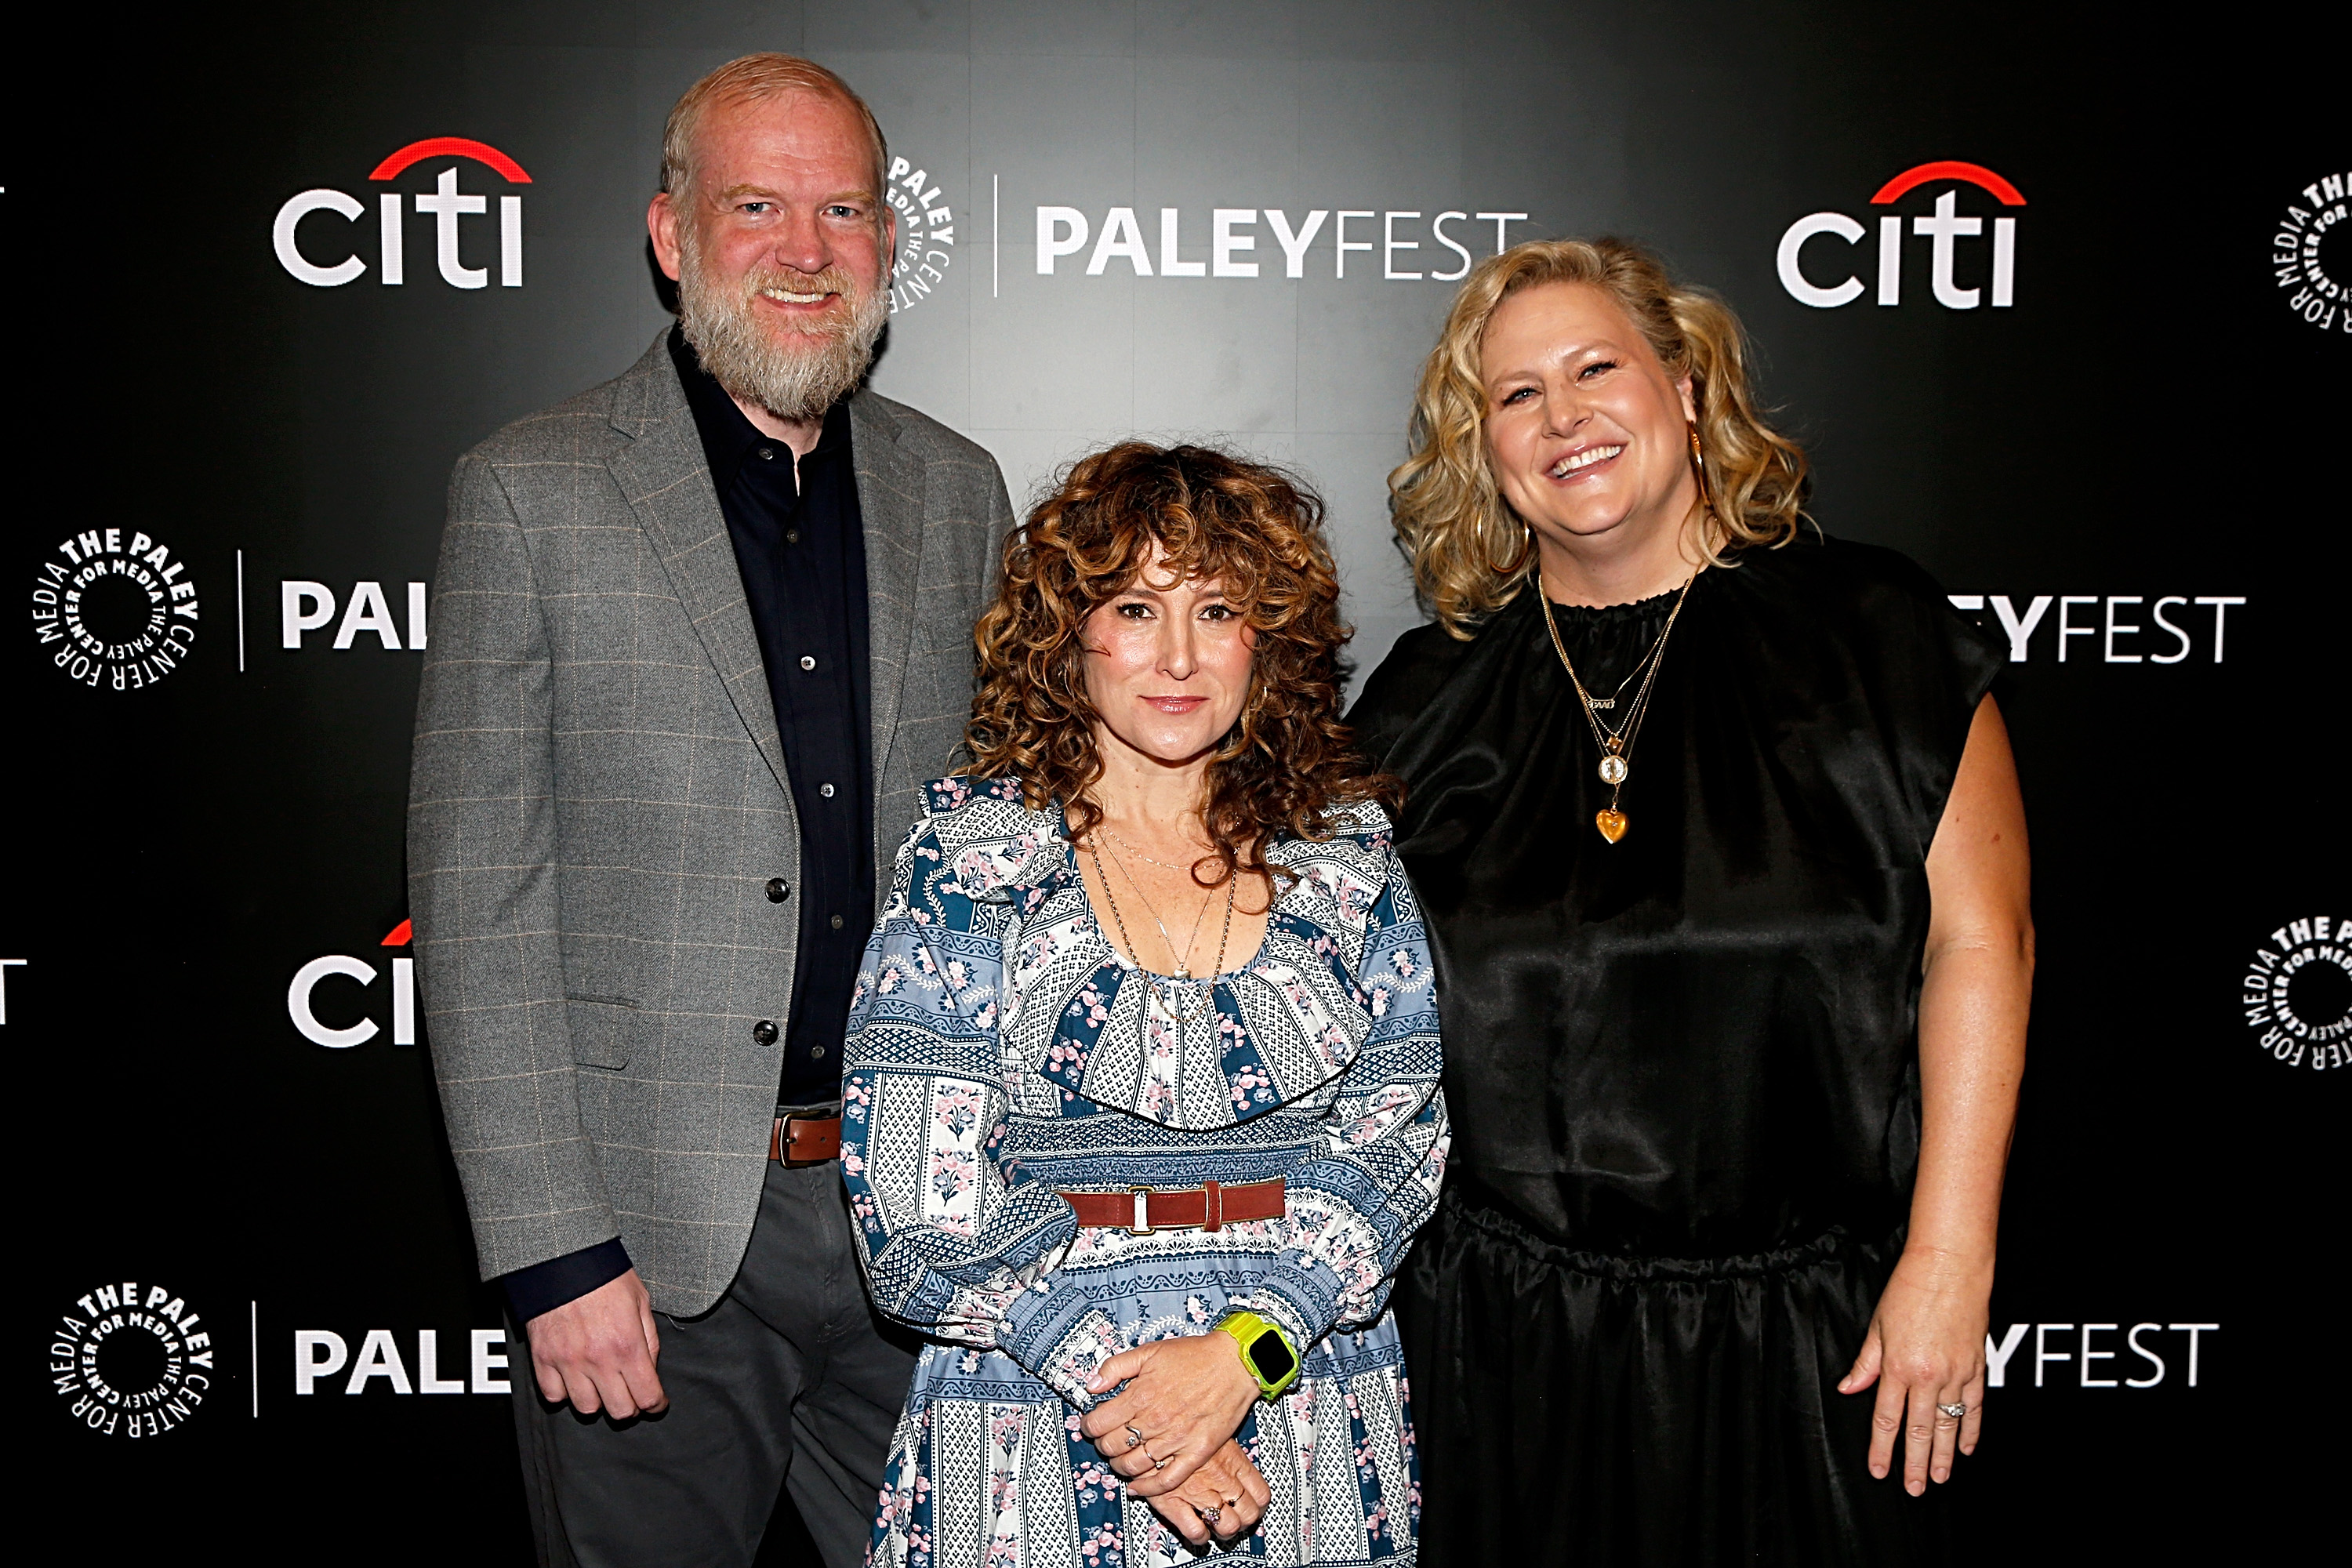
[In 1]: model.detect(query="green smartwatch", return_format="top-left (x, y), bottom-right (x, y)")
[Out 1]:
top-left (1216, 1310), bottom-right (1301, 1399)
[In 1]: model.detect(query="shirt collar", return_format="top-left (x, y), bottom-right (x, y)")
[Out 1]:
top-left (667, 325), bottom-right (853, 495)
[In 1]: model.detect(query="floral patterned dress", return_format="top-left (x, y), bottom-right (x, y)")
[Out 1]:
top-left (843, 778), bottom-right (1448, 1568)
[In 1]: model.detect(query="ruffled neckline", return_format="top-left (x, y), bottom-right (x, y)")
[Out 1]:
top-left (1541, 583), bottom-right (1686, 624)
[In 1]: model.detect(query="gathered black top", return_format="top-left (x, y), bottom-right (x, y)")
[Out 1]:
top-left (1350, 534), bottom-right (2004, 1258)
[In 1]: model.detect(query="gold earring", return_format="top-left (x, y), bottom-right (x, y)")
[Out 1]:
top-left (1486, 515), bottom-right (1537, 579)
top-left (1686, 423), bottom-right (1716, 521)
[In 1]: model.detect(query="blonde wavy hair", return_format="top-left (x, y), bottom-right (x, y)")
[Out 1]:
top-left (1389, 238), bottom-right (1810, 637)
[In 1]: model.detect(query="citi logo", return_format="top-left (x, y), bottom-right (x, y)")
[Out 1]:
top-left (273, 137), bottom-right (529, 289)
top-left (1777, 161), bottom-right (2023, 310)
top-left (289, 920), bottom-right (416, 1049)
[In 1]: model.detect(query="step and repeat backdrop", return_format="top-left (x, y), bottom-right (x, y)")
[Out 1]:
top-left (14, 1), bottom-right (2343, 1559)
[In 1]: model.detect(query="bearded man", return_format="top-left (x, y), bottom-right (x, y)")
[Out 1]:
top-left (407, 54), bottom-right (1012, 1568)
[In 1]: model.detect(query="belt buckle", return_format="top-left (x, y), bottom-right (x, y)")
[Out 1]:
top-left (1128, 1186), bottom-right (1157, 1236)
top-left (779, 1103), bottom-right (840, 1167)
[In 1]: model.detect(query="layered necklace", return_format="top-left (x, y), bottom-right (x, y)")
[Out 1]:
top-left (1537, 569), bottom-right (1700, 843)
top-left (1085, 824), bottom-right (1236, 1026)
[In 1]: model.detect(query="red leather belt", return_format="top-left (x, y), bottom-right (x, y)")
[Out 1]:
top-left (1058, 1178), bottom-right (1285, 1236)
top-left (770, 1113), bottom-right (842, 1166)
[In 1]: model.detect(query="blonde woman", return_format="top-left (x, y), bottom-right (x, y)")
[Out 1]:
top-left (1348, 240), bottom-right (2031, 1566)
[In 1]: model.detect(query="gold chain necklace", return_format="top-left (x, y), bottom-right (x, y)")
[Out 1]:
top-left (1085, 840), bottom-right (1235, 1025)
top-left (1537, 571), bottom-right (1700, 843)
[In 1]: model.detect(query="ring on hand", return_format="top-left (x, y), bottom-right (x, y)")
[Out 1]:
top-left (1124, 1423), bottom-right (1145, 1453)
top-left (1153, 1451), bottom-right (1171, 1470)
top-left (1936, 1401), bottom-right (1968, 1420)
top-left (1200, 1505), bottom-right (1222, 1526)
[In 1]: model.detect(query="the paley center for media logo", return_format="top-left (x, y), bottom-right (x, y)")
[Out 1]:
top-left (2271, 170), bottom-right (2348, 336)
top-left (30, 527), bottom-right (201, 691)
top-left (51, 1281), bottom-right (217, 1439)
top-left (885, 155), bottom-right (955, 314)
top-left (2242, 914), bottom-right (2351, 1071)
top-left (273, 136), bottom-right (530, 289)
top-left (1777, 160), bottom-right (2023, 310)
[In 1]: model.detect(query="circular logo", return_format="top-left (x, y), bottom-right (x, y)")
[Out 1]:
top-left (51, 1281), bottom-right (216, 1438)
top-left (31, 529), bottom-right (200, 691)
top-left (2241, 914), bottom-right (2352, 1071)
top-left (2270, 172), bottom-right (2350, 336)
top-left (884, 155), bottom-right (953, 315)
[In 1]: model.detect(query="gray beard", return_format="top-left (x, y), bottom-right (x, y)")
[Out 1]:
top-left (676, 227), bottom-right (887, 424)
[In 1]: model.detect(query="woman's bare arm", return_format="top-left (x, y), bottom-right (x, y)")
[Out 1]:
top-left (1839, 693), bottom-right (2033, 1492)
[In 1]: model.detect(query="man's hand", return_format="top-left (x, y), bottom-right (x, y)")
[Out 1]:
top-left (1080, 1332), bottom-right (1262, 1499)
top-left (524, 1268), bottom-right (667, 1418)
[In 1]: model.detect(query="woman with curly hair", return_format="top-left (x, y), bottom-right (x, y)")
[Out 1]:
top-left (841, 441), bottom-right (1448, 1566)
top-left (1350, 240), bottom-right (2031, 1565)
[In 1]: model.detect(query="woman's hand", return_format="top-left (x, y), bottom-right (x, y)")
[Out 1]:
top-left (1838, 1245), bottom-right (1993, 1494)
top-left (1145, 1439), bottom-right (1270, 1548)
top-left (1080, 1333), bottom-right (1261, 1498)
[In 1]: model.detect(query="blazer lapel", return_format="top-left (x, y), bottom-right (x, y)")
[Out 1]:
top-left (851, 390), bottom-right (927, 818)
top-left (604, 334), bottom-right (792, 798)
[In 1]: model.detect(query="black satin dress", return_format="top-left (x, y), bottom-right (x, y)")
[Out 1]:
top-left (1349, 535), bottom-right (2002, 1566)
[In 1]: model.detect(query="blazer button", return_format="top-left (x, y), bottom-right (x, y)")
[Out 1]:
top-left (753, 1020), bottom-right (779, 1046)
top-left (765, 877), bottom-right (791, 902)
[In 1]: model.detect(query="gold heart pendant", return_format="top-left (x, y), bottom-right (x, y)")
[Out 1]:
top-left (1595, 809), bottom-right (1628, 844)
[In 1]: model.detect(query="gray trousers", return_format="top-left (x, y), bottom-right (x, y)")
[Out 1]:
top-left (512, 1160), bottom-right (918, 1568)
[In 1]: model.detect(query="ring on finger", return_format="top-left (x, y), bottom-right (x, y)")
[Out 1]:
top-left (1936, 1401), bottom-right (1967, 1420)
top-left (1124, 1423), bottom-right (1145, 1453)
top-left (1199, 1505), bottom-right (1221, 1526)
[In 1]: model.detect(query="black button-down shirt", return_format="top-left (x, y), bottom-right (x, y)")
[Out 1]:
top-left (668, 328), bottom-right (876, 1108)
top-left (502, 333), bottom-right (879, 1322)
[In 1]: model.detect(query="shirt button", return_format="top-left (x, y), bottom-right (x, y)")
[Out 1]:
top-left (829, 914), bottom-right (845, 930)
top-left (752, 1020), bottom-right (779, 1046)
top-left (819, 782), bottom-right (836, 798)
top-left (765, 877), bottom-right (791, 902)
top-left (785, 528), bottom-right (800, 544)
top-left (799, 655), bottom-right (816, 671)
top-left (757, 445), bottom-right (775, 460)
top-left (811, 1045), bottom-right (826, 1058)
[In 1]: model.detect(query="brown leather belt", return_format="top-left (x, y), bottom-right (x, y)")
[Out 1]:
top-left (770, 1112), bottom-right (842, 1166)
top-left (1058, 1178), bottom-right (1285, 1236)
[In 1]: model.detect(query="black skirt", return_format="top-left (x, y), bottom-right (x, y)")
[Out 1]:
top-left (1397, 1185), bottom-right (1959, 1567)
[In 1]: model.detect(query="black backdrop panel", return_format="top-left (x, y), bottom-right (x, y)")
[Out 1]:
top-left (13, 2), bottom-right (2343, 1560)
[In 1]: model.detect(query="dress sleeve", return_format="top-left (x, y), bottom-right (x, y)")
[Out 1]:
top-left (840, 816), bottom-right (1080, 1357)
top-left (1846, 543), bottom-right (2008, 858)
top-left (1245, 834), bottom-right (1450, 1349)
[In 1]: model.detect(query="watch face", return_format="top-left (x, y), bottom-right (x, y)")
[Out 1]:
top-left (1247, 1330), bottom-right (1297, 1384)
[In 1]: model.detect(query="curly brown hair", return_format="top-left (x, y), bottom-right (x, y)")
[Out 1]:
top-left (966, 441), bottom-right (1399, 888)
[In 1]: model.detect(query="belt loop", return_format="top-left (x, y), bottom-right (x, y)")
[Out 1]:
top-left (1203, 1179), bottom-right (1221, 1232)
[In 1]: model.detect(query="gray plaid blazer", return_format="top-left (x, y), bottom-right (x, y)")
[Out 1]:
top-left (407, 332), bottom-right (1014, 1316)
